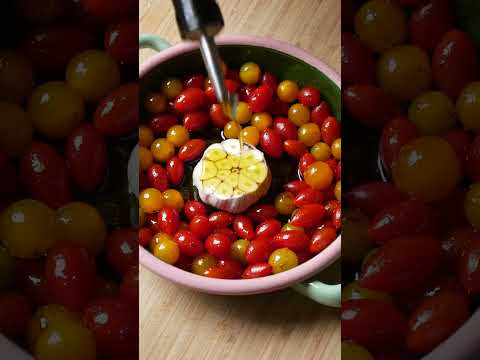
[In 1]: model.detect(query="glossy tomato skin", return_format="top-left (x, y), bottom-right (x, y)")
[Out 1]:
top-left (182, 111), bottom-right (209, 132)
top-left (310, 226), bottom-right (337, 253)
top-left (174, 230), bottom-right (203, 257)
top-left (283, 180), bottom-right (310, 195)
top-left (106, 228), bottom-right (138, 276)
top-left (242, 263), bottom-right (273, 278)
top-left (380, 117), bottom-right (418, 171)
top-left (178, 139), bottom-right (206, 161)
top-left (215, 227), bottom-right (237, 243)
top-left (45, 246), bottom-right (96, 312)
top-left (209, 103), bottom-right (229, 129)
top-left (22, 26), bottom-right (94, 71)
top-left (460, 236), bottom-right (480, 295)
top-left (290, 204), bottom-right (326, 229)
top-left (342, 32), bottom-right (376, 85)
top-left (261, 72), bottom-right (278, 92)
top-left (272, 117), bottom-right (297, 141)
top-left (189, 215), bottom-right (213, 239)
top-left (245, 238), bottom-right (273, 264)
top-left (466, 135), bottom-right (480, 182)
top-left (20, 142), bottom-right (71, 208)
top-left (298, 153), bottom-right (316, 175)
top-left (249, 85), bottom-right (274, 112)
top-left (183, 74), bottom-right (205, 89)
top-left (298, 86), bottom-right (321, 107)
top-left (15, 259), bottom-right (50, 306)
top-left (174, 88), bottom-right (206, 113)
top-left (0, 293), bottom-right (32, 338)
top-left (233, 215), bottom-right (255, 240)
top-left (205, 232), bottom-right (231, 259)
top-left (320, 117), bottom-right (340, 146)
top-left (184, 200), bottom-right (207, 221)
top-left (147, 164), bottom-right (168, 191)
top-left (441, 227), bottom-right (476, 269)
top-left (342, 299), bottom-right (408, 351)
top-left (406, 290), bottom-right (470, 354)
top-left (158, 208), bottom-right (180, 235)
top-left (83, 298), bottom-right (138, 360)
top-left (247, 204), bottom-right (278, 223)
top-left (149, 114), bottom-right (177, 135)
top-left (368, 200), bottom-right (437, 245)
top-left (283, 140), bottom-right (307, 159)
top-left (272, 230), bottom-right (309, 252)
top-left (255, 219), bottom-right (282, 239)
top-left (294, 188), bottom-right (324, 206)
top-left (432, 30), bottom-right (478, 98)
top-left (208, 211), bottom-right (234, 229)
top-left (215, 259), bottom-right (242, 279)
top-left (310, 101), bottom-right (331, 126)
top-left (94, 83), bottom-right (138, 136)
top-left (65, 123), bottom-right (107, 193)
top-left (166, 156), bottom-right (184, 186)
top-left (104, 20), bottom-right (137, 64)
top-left (260, 128), bottom-right (283, 158)
top-left (359, 235), bottom-right (442, 294)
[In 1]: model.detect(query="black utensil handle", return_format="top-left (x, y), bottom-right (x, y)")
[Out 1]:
top-left (172, 0), bottom-right (224, 40)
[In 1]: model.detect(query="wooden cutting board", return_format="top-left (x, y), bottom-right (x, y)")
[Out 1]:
top-left (139, 1), bottom-right (341, 359)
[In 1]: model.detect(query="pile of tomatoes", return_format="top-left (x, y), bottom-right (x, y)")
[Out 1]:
top-left (342, 0), bottom-right (480, 359)
top-left (139, 60), bottom-right (341, 280)
top-left (0, 1), bottom-right (138, 360)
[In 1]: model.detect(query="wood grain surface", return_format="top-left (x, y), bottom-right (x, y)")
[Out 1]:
top-left (139, 1), bottom-right (341, 359)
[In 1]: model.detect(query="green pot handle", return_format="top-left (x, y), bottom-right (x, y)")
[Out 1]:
top-left (138, 33), bottom-right (341, 308)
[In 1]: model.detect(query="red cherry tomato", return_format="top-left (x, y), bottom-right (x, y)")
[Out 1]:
top-left (341, 32), bottom-right (376, 85)
top-left (272, 230), bottom-right (309, 252)
top-left (147, 164), bottom-right (169, 191)
top-left (273, 117), bottom-right (297, 141)
top-left (83, 298), bottom-right (138, 360)
top-left (247, 204), bottom-right (278, 223)
top-left (283, 180), bottom-right (310, 195)
top-left (174, 230), bottom-right (203, 257)
top-left (45, 246), bottom-right (96, 311)
top-left (106, 228), bottom-right (138, 276)
top-left (178, 139), bottom-right (206, 162)
top-left (245, 238), bottom-right (272, 264)
top-left (149, 114), bottom-right (178, 135)
top-left (260, 128), bottom-right (283, 158)
top-left (166, 156), bottom-right (184, 186)
top-left (297, 86), bottom-right (321, 107)
top-left (335, 161), bottom-right (341, 180)
top-left (432, 30), bottom-right (478, 98)
top-left (290, 204), bottom-right (326, 229)
top-left (332, 205), bottom-right (342, 230)
top-left (298, 153), bottom-right (316, 175)
top-left (238, 84), bottom-right (255, 102)
top-left (209, 103), bottom-right (230, 129)
top-left (242, 263), bottom-right (273, 279)
top-left (310, 101), bottom-right (331, 126)
top-left (213, 259), bottom-right (243, 279)
top-left (261, 72), bottom-right (278, 92)
top-left (255, 219), bottom-right (282, 239)
top-left (380, 116), bottom-right (418, 171)
top-left (158, 208), bottom-right (180, 235)
top-left (65, 123), bottom-right (107, 193)
top-left (189, 215), bottom-right (213, 239)
top-left (184, 200), bottom-right (207, 221)
top-left (174, 88), bottom-right (206, 113)
top-left (460, 236), bottom-right (480, 295)
top-left (345, 181), bottom-right (405, 218)
top-left (310, 226), bottom-right (337, 253)
top-left (466, 135), bottom-right (480, 182)
top-left (320, 117), bottom-right (340, 146)
top-left (94, 83), bottom-right (138, 137)
top-left (104, 20), bottom-right (137, 65)
top-left (343, 85), bottom-right (400, 129)
top-left (145, 213), bottom-right (160, 233)
top-left (407, 290), bottom-right (470, 354)
top-left (294, 188), bottom-right (324, 206)
top-left (441, 227), bottom-right (476, 269)
top-left (182, 111), bottom-right (209, 132)
top-left (0, 293), bottom-right (32, 338)
top-left (283, 139), bottom-right (307, 159)
top-left (208, 211), bottom-right (234, 229)
top-left (15, 259), bottom-right (49, 306)
top-left (266, 97), bottom-right (290, 116)
top-left (204, 86), bottom-right (217, 104)
top-left (342, 299), bottom-right (408, 351)
top-left (183, 74), bottom-right (205, 89)
top-left (20, 142), bottom-right (71, 209)
top-left (249, 85), bottom-right (274, 112)
top-left (215, 227), bottom-right (237, 242)
top-left (233, 215), bottom-right (255, 240)
top-left (120, 266), bottom-right (139, 307)
top-left (138, 227), bottom-right (152, 247)
top-left (368, 200), bottom-right (437, 245)
top-left (359, 235), bottom-right (442, 294)
top-left (205, 232), bottom-right (231, 259)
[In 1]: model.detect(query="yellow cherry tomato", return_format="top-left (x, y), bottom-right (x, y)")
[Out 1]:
top-left (282, 223), bottom-right (304, 232)
top-left (235, 101), bottom-right (252, 125)
top-left (0, 199), bottom-right (56, 259)
top-left (409, 91), bottom-right (456, 135)
top-left (139, 188), bottom-right (164, 213)
top-left (269, 248), bottom-right (298, 274)
top-left (231, 239), bottom-right (250, 265)
top-left (251, 112), bottom-right (273, 131)
top-left (192, 254), bottom-right (218, 275)
top-left (144, 92), bottom-right (167, 114)
top-left (0, 50), bottom-right (34, 103)
top-left (304, 161), bottom-right (334, 190)
top-left (224, 121), bottom-right (242, 139)
top-left (354, 0), bottom-right (407, 53)
top-left (298, 123), bottom-right (321, 147)
top-left (162, 189), bottom-right (184, 210)
top-left (342, 341), bottom-right (374, 360)
top-left (465, 182), bottom-right (480, 230)
top-left (240, 126), bottom-right (260, 146)
top-left (239, 62), bottom-right (261, 85)
top-left (288, 103), bottom-right (310, 126)
top-left (66, 50), bottom-right (120, 102)
top-left (342, 209), bottom-right (375, 264)
top-left (161, 78), bottom-right (183, 99)
top-left (0, 102), bottom-right (33, 157)
top-left (342, 282), bottom-right (391, 302)
top-left (311, 142), bottom-right (331, 161)
top-left (277, 80), bottom-right (299, 103)
top-left (139, 125), bottom-right (154, 147)
top-left (334, 180), bottom-right (341, 201)
top-left (275, 192), bottom-right (296, 216)
top-left (151, 138), bottom-right (175, 162)
top-left (457, 82), bottom-right (480, 132)
top-left (166, 125), bottom-right (189, 147)
top-left (139, 146), bottom-right (153, 171)
top-left (331, 138), bottom-right (341, 160)
top-left (152, 237), bottom-right (180, 265)
top-left (377, 45), bottom-right (432, 101)
top-left (55, 202), bottom-right (106, 256)
top-left (392, 136), bottom-right (461, 202)
top-left (150, 232), bottom-right (174, 251)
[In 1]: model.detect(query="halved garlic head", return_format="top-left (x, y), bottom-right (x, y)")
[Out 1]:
top-left (192, 139), bottom-right (271, 214)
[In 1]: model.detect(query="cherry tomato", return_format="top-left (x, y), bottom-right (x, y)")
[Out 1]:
top-left (380, 116), bottom-right (418, 171)
top-left (104, 20), bottom-right (137, 65)
top-left (247, 204), bottom-right (278, 223)
top-left (242, 263), bottom-right (273, 279)
top-left (158, 208), bottom-right (180, 235)
top-left (277, 80), bottom-right (299, 103)
top-left (209, 103), bottom-right (229, 129)
top-left (299, 153), bottom-right (317, 175)
top-left (311, 101), bottom-right (331, 126)
top-left (147, 164), bottom-right (169, 191)
top-left (152, 236), bottom-right (179, 265)
top-left (189, 215), bottom-right (213, 239)
top-left (304, 161), bottom-right (334, 190)
top-left (266, 97), bottom-right (290, 116)
top-left (184, 201), bottom-right (207, 221)
top-left (0, 293), bottom-right (32, 338)
top-left (294, 188), bottom-right (323, 207)
top-left (255, 219), bottom-right (282, 239)
top-left (178, 139), bottom-right (206, 162)
top-left (290, 204), bottom-right (326, 229)
top-left (251, 112), bottom-right (273, 131)
top-left (138, 227), bottom-right (153, 248)
top-left (206, 212), bottom-right (232, 229)
top-left (205, 232), bottom-right (232, 259)
top-left (341, 341), bottom-right (374, 360)
top-left (249, 85), bottom-right (274, 112)
top-left (184, 74), bottom-right (205, 89)
top-left (441, 226), bottom-right (477, 270)
top-left (245, 238), bottom-right (273, 264)
top-left (166, 156), bottom-right (185, 186)
top-left (233, 215), bottom-right (255, 240)
top-left (460, 236), bottom-right (480, 294)
top-left (273, 117), bottom-right (297, 141)
top-left (288, 103), bottom-right (310, 126)
top-left (183, 111), bottom-right (209, 132)
top-left (149, 114), bottom-right (177, 135)
top-left (283, 180), bottom-right (310, 195)
top-left (320, 117), bottom-right (340, 146)
top-left (269, 248), bottom-right (298, 273)
top-left (174, 230), bottom-right (203, 257)
top-left (457, 82), bottom-right (480, 132)
top-left (341, 32), bottom-right (376, 86)
top-left (191, 254), bottom-right (217, 275)
top-left (272, 230), bottom-right (309, 252)
top-left (139, 188), bottom-right (163, 213)
top-left (230, 239), bottom-right (250, 264)
top-left (239, 62), bottom-right (261, 85)
top-left (359, 235), bottom-right (442, 294)
top-left (174, 88), bottom-right (206, 113)
top-left (342, 282), bottom-right (391, 302)
top-left (144, 93), bottom-right (167, 114)
top-left (310, 225), bottom-right (337, 253)
top-left (274, 192), bottom-right (296, 216)
top-left (298, 86), bottom-right (321, 107)
top-left (215, 227), bottom-right (237, 243)
top-left (261, 72), bottom-right (278, 92)
top-left (106, 228), bottom-right (138, 276)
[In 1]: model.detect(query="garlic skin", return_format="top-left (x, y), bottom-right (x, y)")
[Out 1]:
top-left (192, 139), bottom-right (271, 214)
